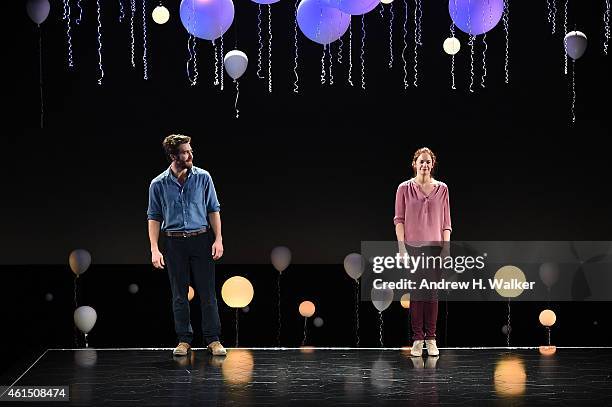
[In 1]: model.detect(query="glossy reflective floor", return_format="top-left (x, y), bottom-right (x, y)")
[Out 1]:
top-left (3, 348), bottom-right (611, 406)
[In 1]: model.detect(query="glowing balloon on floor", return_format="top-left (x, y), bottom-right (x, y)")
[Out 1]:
top-left (371, 287), bottom-right (393, 346)
top-left (299, 300), bottom-right (315, 345)
top-left (222, 276), bottom-right (254, 308)
top-left (74, 306), bottom-right (97, 348)
top-left (222, 276), bottom-right (254, 347)
top-left (188, 285), bottom-right (195, 301)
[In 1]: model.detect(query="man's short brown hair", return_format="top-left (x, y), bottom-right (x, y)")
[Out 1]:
top-left (162, 134), bottom-right (191, 160)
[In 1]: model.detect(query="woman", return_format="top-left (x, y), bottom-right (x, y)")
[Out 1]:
top-left (394, 147), bottom-right (452, 357)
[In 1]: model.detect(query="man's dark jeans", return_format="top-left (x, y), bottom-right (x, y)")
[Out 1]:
top-left (165, 232), bottom-right (221, 346)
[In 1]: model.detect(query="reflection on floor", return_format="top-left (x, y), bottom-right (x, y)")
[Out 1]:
top-left (3, 347), bottom-right (611, 406)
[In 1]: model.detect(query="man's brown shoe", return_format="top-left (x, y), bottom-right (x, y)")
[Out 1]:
top-left (173, 342), bottom-right (191, 356)
top-left (207, 341), bottom-right (227, 356)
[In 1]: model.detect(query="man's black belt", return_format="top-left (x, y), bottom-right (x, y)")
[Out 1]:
top-left (165, 227), bottom-right (207, 238)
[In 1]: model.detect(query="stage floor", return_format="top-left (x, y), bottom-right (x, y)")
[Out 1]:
top-left (2, 347), bottom-right (611, 406)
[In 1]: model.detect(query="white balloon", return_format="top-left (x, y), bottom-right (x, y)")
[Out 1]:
top-left (271, 246), bottom-right (292, 273)
top-left (380, 0), bottom-right (394, 3)
top-left (128, 283), bottom-right (139, 294)
top-left (313, 316), bottom-right (324, 328)
top-left (224, 50), bottom-right (248, 80)
top-left (343, 253), bottom-right (364, 281)
top-left (152, 5), bottom-right (170, 24)
top-left (564, 31), bottom-right (587, 60)
top-left (45, 293), bottom-right (53, 302)
top-left (371, 287), bottom-right (394, 312)
top-left (69, 249), bottom-right (91, 276)
top-left (74, 306), bottom-right (97, 334)
top-left (443, 37), bottom-right (461, 55)
top-left (539, 263), bottom-right (560, 289)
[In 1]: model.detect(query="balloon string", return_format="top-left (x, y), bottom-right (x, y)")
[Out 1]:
top-left (551, 0), bottom-right (557, 34)
top-left (564, 0), bottom-right (568, 74)
top-left (506, 299), bottom-right (511, 347)
top-left (293, 0), bottom-right (300, 93)
top-left (63, 0), bottom-right (74, 68)
top-left (469, 35), bottom-right (475, 92)
top-left (503, 0), bottom-right (510, 84)
top-left (220, 36), bottom-right (224, 91)
top-left (481, 33), bottom-right (487, 88)
top-left (416, 0), bottom-right (423, 45)
top-left (213, 39), bottom-right (219, 86)
top-left (234, 80), bottom-right (240, 118)
top-left (118, 0), bottom-right (124, 22)
top-left (348, 21), bottom-right (354, 87)
top-left (379, 312), bottom-right (384, 347)
top-left (235, 308), bottom-right (239, 347)
top-left (380, 3), bottom-right (384, 18)
top-left (39, 27), bottom-right (44, 129)
top-left (192, 37), bottom-right (199, 85)
top-left (389, 2), bottom-right (394, 68)
top-left (302, 317), bottom-right (308, 346)
top-left (337, 34), bottom-right (343, 64)
top-left (402, 0), bottom-right (408, 89)
top-left (361, 15), bottom-right (366, 90)
top-left (604, 0), bottom-right (610, 55)
top-left (257, 5), bottom-right (264, 79)
top-left (85, 333), bottom-right (89, 348)
top-left (130, 0), bottom-right (136, 68)
top-left (277, 272), bottom-right (281, 346)
top-left (413, 0), bottom-right (419, 87)
top-left (268, 5), bottom-right (272, 93)
top-left (76, 0), bottom-right (84, 25)
top-left (547, 327), bottom-right (551, 345)
top-left (320, 45), bottom-right (326, 85)
top-left (328, 43), bottom-right (334, 85)
top-left (142, 0), bottom-right (148, 80)
top-left (96, 0), bottom-right (104, 85)
top-left (571, 59), bottom-right (576, 123)
top-left (355, 280), bottom-right (360, 347)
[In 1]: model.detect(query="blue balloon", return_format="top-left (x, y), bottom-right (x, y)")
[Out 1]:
top-left (324, 0), bottom-right (378, 16)
top-left (179, 0), bottom-right (234, 41)
top-left (251, 0), bottom-right (280, 4)
top-left (449, 0), bottom-right (504, 36)
top-left (297, 0), bottom-right (351, 45)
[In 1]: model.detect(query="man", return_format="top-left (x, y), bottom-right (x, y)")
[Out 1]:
top-left (147, 134), bottom-right (226, 356)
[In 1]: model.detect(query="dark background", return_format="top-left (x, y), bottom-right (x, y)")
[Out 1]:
top-left (2, 0), bottom-right (611, 383)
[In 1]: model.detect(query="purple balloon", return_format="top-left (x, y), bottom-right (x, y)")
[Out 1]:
top-left (449, 0), bottom-right (504, 36)
top-left (26, 0), bottom-right (50, 25)
top-left (179, 0), bottom-right (234, 41)
top-left (251, 0), bottom-right (280, 4)
top-left (297, 0), bottom-right (351, 45)
top-left (324, 0), bottom-right (378, 16)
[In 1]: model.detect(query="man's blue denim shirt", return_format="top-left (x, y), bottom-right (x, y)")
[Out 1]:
top-left (147, 166), bottom-right (220, 232)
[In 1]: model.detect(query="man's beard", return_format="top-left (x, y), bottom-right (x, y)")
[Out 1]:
top-left (176, 159), bottom-right (193, 170)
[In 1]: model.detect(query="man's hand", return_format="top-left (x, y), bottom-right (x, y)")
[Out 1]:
top-left (212, 239), bottom-right (224, 260)
top-left (152, 249), bottom-right (165, 269)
